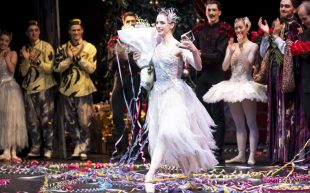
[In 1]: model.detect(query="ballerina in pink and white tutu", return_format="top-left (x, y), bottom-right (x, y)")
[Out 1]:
top-left (203, 17), bottom-right (267, 166)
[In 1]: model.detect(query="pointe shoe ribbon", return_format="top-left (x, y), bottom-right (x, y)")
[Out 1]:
top-left (225, 156), bottom-right (246, 164)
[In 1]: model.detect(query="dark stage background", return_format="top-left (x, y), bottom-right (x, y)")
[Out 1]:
top-left (0, 0), bottom-right (294, 145)
top-left (0, 0), bottom-right (281, 99)
top-left (1, 0), bottom-right (280, 57)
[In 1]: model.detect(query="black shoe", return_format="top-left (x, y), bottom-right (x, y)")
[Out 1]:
top-left (68, 155), bottom-right (80, 160)
top-left (213, 151), bottom-right (224, 164)
top-left (218, 157), bottom-right (225, 164)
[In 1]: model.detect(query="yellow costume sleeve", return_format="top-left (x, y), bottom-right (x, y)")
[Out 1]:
top-left (78, 43), bottom-right (97, 74)
top-left (38, 43), bottom-right (55, 74)
top-left (20, 59), bottom-right (31, 77)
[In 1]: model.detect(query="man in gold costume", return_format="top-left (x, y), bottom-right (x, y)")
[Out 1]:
top-left (20, 20), bottom-right (57, 160)
top-left (54, 18), bottom-right (97, 160)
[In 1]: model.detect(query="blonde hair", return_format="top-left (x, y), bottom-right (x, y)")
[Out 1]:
top-left (234, 17), bottom-right (251, 30)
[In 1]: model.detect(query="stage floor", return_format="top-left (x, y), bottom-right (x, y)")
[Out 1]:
top-left (0, 146), bottom-right (309, 193)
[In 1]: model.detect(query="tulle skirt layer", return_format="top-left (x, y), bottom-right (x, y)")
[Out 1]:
top-left (146, 79), bottom-right (218, 175)
top-left (203, 80), bottom-right (267, 103)
top-left (0, 80), bottom-right (28, 151)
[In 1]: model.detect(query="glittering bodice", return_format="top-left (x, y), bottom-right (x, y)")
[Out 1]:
top-left (152, 47), bottom-right (183, 83)
top-left (229, 43), bottom-right (254, 81)
top-left (0, 60), bottom-right (13, 84)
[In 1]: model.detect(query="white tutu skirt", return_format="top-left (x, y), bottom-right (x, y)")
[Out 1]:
top-left (203, 80), bottom-right (267, 103)
top-left (146, 79), bottom-right (218, 175)
top-left (0, 80), bottom-right (28, 151)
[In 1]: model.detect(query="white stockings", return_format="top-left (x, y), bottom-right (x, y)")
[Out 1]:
top-left (227, 100), bottom-right (258, 165)
top-left (145, 142), bottom-right (165, 192)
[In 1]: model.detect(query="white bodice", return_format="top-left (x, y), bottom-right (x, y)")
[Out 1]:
top-left (0, 60), bottom-right (13, 84)
top-left (152, 47), bottom-right (184, 83)
top-left (229, 43), bottom-right (255, 81)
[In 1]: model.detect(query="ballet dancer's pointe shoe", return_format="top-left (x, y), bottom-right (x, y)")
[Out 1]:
top-left (178, 181), bottom-right (196, 190)
top-left (144, 173), bottom-right (155, 193)
top-left (225, 155), bottom-right (246, 164)
top-left (247, 158), bottom-right (256, 165)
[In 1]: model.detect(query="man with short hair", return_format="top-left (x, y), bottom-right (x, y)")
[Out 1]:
top-left (54, 18), bottom-right (97, 161)
top-left (192, 0), bottom-right (234, 163)
top-left (258, 0), bottom-right (305, 163)
top-left (20, 20), bottom-right (57, 160)
top-left (108, 11), bottom-right (141, 159)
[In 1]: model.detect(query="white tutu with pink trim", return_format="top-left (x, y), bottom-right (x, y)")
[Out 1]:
top-left (203, 80), bottom-right (267, 103)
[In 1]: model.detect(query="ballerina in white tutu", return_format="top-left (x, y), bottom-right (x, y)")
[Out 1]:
top-left (0, 31), bottom-right (28, 162)
top-left (203, 17), bottom-right (267, 166)
top-left (125, 8), bottom-right (218, 192)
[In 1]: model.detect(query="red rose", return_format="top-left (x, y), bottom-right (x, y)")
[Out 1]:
top-left (258, 28), bottom-right (264, 36)
top-left (269, 28), bottom-right (274, 34)
top-left (251, 31), bottom-right (258, 42)
top-left (290, 41), bottom-right (310, 56)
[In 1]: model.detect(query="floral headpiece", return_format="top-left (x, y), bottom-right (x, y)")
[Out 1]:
top-left (158, 7), bottom-right (179, 24)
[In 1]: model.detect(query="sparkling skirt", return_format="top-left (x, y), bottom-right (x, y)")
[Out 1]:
top-left (146, 79), bottom-right (218, 175)
top-left (0, 79), bottom-right (28, 151)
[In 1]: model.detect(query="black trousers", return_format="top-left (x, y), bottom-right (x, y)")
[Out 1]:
top-left (196, 71), bottom-right (225, 159)
top-left (304, 93), bottom-right (310, 130)
top-left (111, 74), bottom-right (140, 154)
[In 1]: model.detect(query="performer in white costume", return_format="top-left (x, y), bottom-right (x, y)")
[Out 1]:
top-left (119, 8), bottom-right (218, 192)
top-left (203, 17), bottom-right (267, 166)
top-left (0, 31), bottom-right (28, 162)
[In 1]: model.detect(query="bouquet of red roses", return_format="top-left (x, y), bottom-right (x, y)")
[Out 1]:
top-left (290, 40), bottom-right (310, 56)
top-left (250, 28), bottom-right (274, 45)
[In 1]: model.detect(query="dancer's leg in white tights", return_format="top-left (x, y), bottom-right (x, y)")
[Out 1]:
top-left (147, 142), bottom-right (165, 177)
top-left (145, 141), bottom-right (165, 192)
top-left (242, 99), bottom-right (259, 165)
top-left (226, 102), bottom-right (247, 163)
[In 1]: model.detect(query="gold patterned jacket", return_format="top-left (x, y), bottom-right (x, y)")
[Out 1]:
top-left (54, 40), bottom-right (97, 97)
top-left (20, 40), bottom-right (57, 94)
